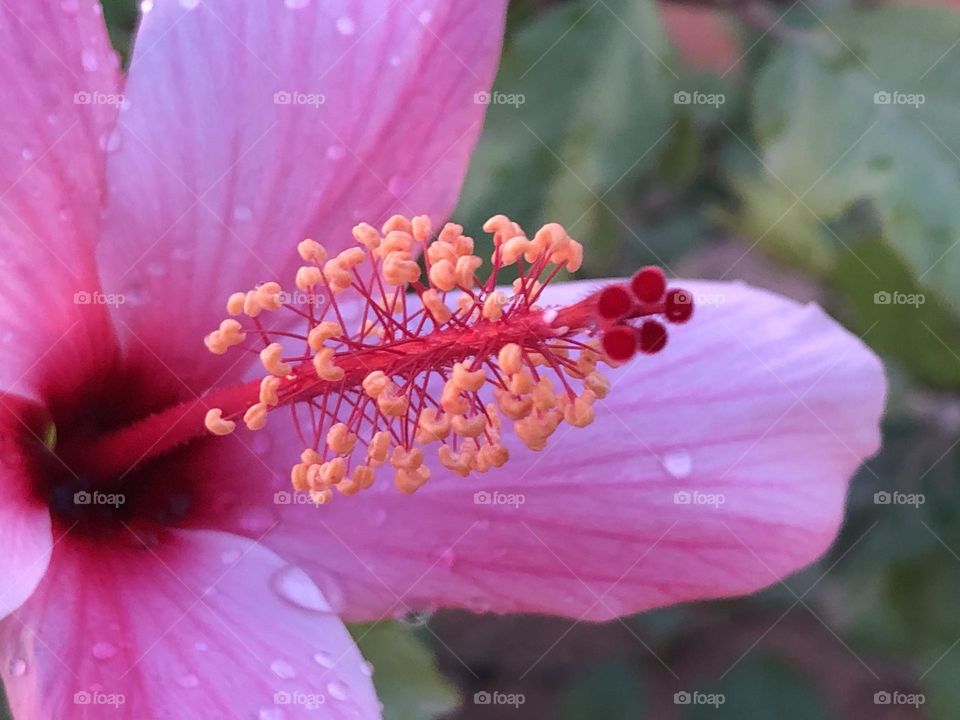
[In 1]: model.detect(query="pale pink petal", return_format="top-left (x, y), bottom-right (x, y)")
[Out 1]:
top-left (0, 402), bottom-right (53, 620)
top-left (0, 3), bottom-right (122, 401)
top-left (0, 529), bottom-right (379, 719)
top-left (96, 0), bottom-right (507, 393)
top-left (208, 279), bottom-right (884, 621)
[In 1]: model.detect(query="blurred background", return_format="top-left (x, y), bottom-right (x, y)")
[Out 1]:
top-left (11, 0), bottom-right (960, 717)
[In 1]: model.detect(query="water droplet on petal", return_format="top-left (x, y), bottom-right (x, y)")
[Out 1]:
top-left (326, 679), bottom-right (348, 701)
top-left (46, 113), bottom-right (58, 125)
top-left (98, 130), bottom-right (122, 153)
top-left (270, 658), bottom-right (296, 679)
top-left (389, 55), bottom-right (402, 67)
top-left (238, 506), bottom-right (277, 533)
top-left (92, 641), bottom-right (116, 660)
top-left (418, 10), bottom-right (433, 24)
top-left (145, 261), bottom-right (167, 278)
top-left (336, 16), bottom-right (356, 35)
top-left (232, 205), bottom-right (252, 223)
top-left (177, 673), bottom-right (199, 688)
top-left (141, 0), bottom-right (154, 13)
top-left (194, 641), bottom-right (208, 652)
top-left (20, 147), bottom-right (34, 162)
top-left (359, 660), bottom-right (374, 677)
top-left (439, 547), bottom-right (456, 569)
top-left (325, 144), bottom-right (346, 161)
top-left (179, 0), bottom-right (200, 9)
top-left (220, 549), bottom-right (241, 565)
top-left (661, 449), bottom-right (692, 479)
top-left (259, 709), bottom-right (285, 720)
top-left (60, 0), bottom-right (79, 15)
top-left (387, 174), bottom-right (409, 198)
top-left (8, 659), bottom-right (26, 677)
top-left (284, 0), bottom-right (310, 8)
top-left (272, 565), bottom-right (331, 613)
top-left (372, 509), bottom-right (387, 526)
top-left (313, 651), bottom-right (334, 669)
top-left (81, 48), bottom-right (99, 72)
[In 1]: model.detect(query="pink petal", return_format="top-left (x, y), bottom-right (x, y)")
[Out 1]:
top-left (218, 279), bottom-right (884, 621)
top-left (0, 528), bottom-right (379, 719)
top-left (0, 402), bottom-right (53, 619)
top-left (96, 0), bottom-right (508, 393)
top-left (0, 3), bottom-right (121, 401)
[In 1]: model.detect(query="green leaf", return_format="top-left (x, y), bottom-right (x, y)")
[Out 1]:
top-left (348, 622), bottom-right (458, 720)
top-left (752, 5), bottom-right (960, 315)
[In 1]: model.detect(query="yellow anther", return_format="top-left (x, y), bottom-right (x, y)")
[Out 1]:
top-left (326, 422), bottom-right (358, 454)
top-left (352, 464), bottom-right (376, 490)
top-left (395, 465), bottom-right (430, 494)
top-left (291, 463), bottom-right (309, 492)
top-left (260, 342), bottom-right (292, 377)
top-left (427, 241), bottom-right (457, 266)
top-left (495, 389), bottom-right (534, 420)
top-left (438, 445), bottom-right (472, 476)
top-left (382, 214), bottom-right (413, 236)
top-left (243, 290), bottom-right (262, 318)
top-left (412, 215), bottom-right (432, 243)
top-left (438, 222), bottom-right (464, 244)
top-left (452, 361), bottom-right (486, 392)
top-left (259, 376), bottom-right (281, 406)
top-left (509, 368), bottom-right (535, 395)
top-left (421, 289), bottom-right (452, 324)
top-left (322, 259), bottom-right (352, 291)
top-left (383, 251), bottom-right (420, 286)
top-left (478, 442), bottom-right (509, 469)
top-left (500, 235), bottom-right (530, 266)
top-left (584, 371), bottom-right (610, 399)
top-left (455, 254), bottom-right (482, 287)
top-left (533, 223), bottom-right (566, 253)
top-left (311, 488), bottom-right (334, 505)
top-left (428, 259), bottom-right (457, 292)
top-left (216, 319), bottom-right (245, 347)
top-left (313, 347), bottom-right (345, 381)
top-left (415, 407), bottom-right (451, 444)
top-left (377, 389), bottom-right (409, 417)
top-left (318, 457), bottom-right (347, 486)
top-left (483, 214), bottom-right (513, 235)
top-left (256, 282), bottom-right (283, 311)
top-left (441, 380), bottom-right (470, 415)
top-left (532, 376), bottom-right (557, 410)
top-left (204, 408), bottom-right (235, 436)
top-left (352, 223), bottom-right (381, 251)
top-left (498, 343), bottom-right (523, 375)
top-left (362, 370), bottom-right (390, 398)
top-left (380, 230), bottom-right (414, 256)
top-left (296, 265), bottom-right (323, 291)
top-left (452, 413), bottom-right (487, 438)
top-left (336, 477), bottom-right (362, 497)
top-left (513, 277), bottom-right (542, 297)
top-left (391, 446), bottom-right (424, 470)
top-left (367, 431), bottom-right (391, 467)
top-left (485, 402), bottom-right (502, 433)
top-left (483, 291), bottom-right (506, 321)
top-left (204, 332), bottom-right (228, 355)
top-left (298, 238), bottom-right (327, 263)
top-left (456, 294), bottom-right (473, 315)
top-left (336, 247), bottom-right (366, 269)
top-left (514, 415), bottom-right (548, 451)
top-left (560, 390), bottom-right (595, 427)
top-left (453, 234), bottom-right (474, 257)
top-left (243, 402), bottom-right (268, 431)
top-left (301, 448), bottom-right (321, 465)
top-left (226, 292), bottom-right (246, 316)
top-left (308, 321), bottom-right (343, 351)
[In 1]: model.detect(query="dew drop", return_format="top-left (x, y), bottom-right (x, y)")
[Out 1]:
top-left (439, 547), bottom-right (456, 569)
top-left (91, 641), bottom-right (116, 660)
top-left (98, 130), bottom-right (122, 153)
top-left (220, 549), bottom-right (241, 565)
top-left (194, 641), bottom-right (208, 652)
top-left (20, 147), bottom-right (34, 162)
top-left (325, 144), bottom-right (346, 161)
top-left (60, 0), bottom-right (79, 15)
top-left (359, 660), bottom-right (374, 677)
top-left (326, 679), bottom-right (348, 701)
top-left (8, 659), bottom-right (26, 677)
top-left (661, 449), bottom-right (692, 479)
top-left (140, 0), bottom-right (154, 13)
top-left (177, 673), bottom-right (199, 688)
top-left (270, 658), bottom-right (296, 680)
top-left (232, 204), bottom-right (252, 223)
top-left (389, 55), bottom-right (402, 67)
top-left (80, 48), bottom-right (99, 72)
top-left (46, 113), bottom-right (58, 125)
top-left (418, 10), bottom-right (433, 24)
top-left (179, 0), bottom-right (200, 9)
top-left (172, 244), bottom-right (194, 261)
top-left (314, 651), bottom-right (335, 669)
top-left (336, 16), bottom-right (356, 36)
top-left (387, 174), bottom-right (409, 198)
top-left (372, 508), bottom-right (387, 527)
top-left (272, 565), bottom-right (332, 613)
top-left (258, 709), bottom-right (285, 720)
top-left (284, 0), bottom-right (310, 8)
top-left (145, 260), bottom-right (167, 278)
top-left (238, 506), bottom-right (276, 533)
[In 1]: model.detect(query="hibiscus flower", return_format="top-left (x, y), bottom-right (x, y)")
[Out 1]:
top-left (0, 1), bottom-right (884, 718)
